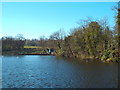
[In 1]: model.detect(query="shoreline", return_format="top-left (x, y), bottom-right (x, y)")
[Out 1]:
top-left (2, 51), bottom-right (119, 63)
top-left (18, 53), bottom-right (50, 55)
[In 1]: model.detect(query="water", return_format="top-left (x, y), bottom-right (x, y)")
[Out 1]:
top-left (2, 55), bottom-right (118, 88)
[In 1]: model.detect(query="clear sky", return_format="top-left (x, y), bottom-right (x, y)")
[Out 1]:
top-left (2, 2), bottom-right (116, 39)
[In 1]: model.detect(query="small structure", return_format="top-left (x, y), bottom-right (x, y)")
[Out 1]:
top-left (46, 48), bottom-right (54, 54)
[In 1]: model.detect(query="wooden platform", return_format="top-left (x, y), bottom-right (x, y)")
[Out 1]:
top-left (19, 53), bottom-right (50, 55)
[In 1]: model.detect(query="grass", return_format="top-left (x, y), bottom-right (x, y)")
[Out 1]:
top-left (23, 46), bottom-right (46, 54)
top-left (3, 46), bottom-right (46, 55)
top-left (24, 46), bottom-right (42, 49)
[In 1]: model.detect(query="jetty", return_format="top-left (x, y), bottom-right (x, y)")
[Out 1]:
top-left (19, 53), bottom-right (50, 55)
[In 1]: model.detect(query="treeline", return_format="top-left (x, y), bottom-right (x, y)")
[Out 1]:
top-left (1, 4), bottom-right (120, 62)
top-left (25, 36), bottom-right (55, 48)
top-left (51, 21), bottom-right (119, 62)
top-left (48, 5), bottom-right (120, 62)
top-left (1, 22), bottom-right (119, 62)
top-left (50, 7), bottom-right (120, 62)
top-left (1, 19), bottom-right (119, 61)
top-left (2, 34), bottom-right (25, 51)
top-left (1, 35), bottom-right (55, 51)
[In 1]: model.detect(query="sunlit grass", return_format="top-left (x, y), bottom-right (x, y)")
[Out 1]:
top-left (24, 46), bottom-right (42, 49)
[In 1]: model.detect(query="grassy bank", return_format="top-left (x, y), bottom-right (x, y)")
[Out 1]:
top-left (2, 46), bottom-right (47, 55)
top-left (2, 45), bottom-right (119, 63)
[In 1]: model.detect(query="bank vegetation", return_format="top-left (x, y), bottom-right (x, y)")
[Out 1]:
top-left (1, 3), bottom-right (120, 62)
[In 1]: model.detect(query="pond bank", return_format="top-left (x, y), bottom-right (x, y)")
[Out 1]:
top-left (2, 49), bottom-right (119, 63)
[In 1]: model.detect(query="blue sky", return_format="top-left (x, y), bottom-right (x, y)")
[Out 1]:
top-left (2, 2), bottom-right (116, 39)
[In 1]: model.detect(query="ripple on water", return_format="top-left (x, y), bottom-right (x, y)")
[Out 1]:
top-left (2, 56), bottom-right (118, 88)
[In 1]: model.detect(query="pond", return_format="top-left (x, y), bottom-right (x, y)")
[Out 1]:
top-left (2, 55), bottom-right (118, 88)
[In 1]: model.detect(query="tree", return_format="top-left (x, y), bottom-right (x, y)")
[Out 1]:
top-left (15, 34), bottom-right (25, 49)
top-left (39, 35), bottom-right (46, 47)
top-left (116, 2), bottom-right (120, 60)
top-left (50, 29), bottom-right (65, 55)
top-left (83, 22), bottom-right (102, 59)
top-left (2, 35), bottom-right (25, 51)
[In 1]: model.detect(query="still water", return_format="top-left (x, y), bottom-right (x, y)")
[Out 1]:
top-left (2, 55), bottom-right (118, 88)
